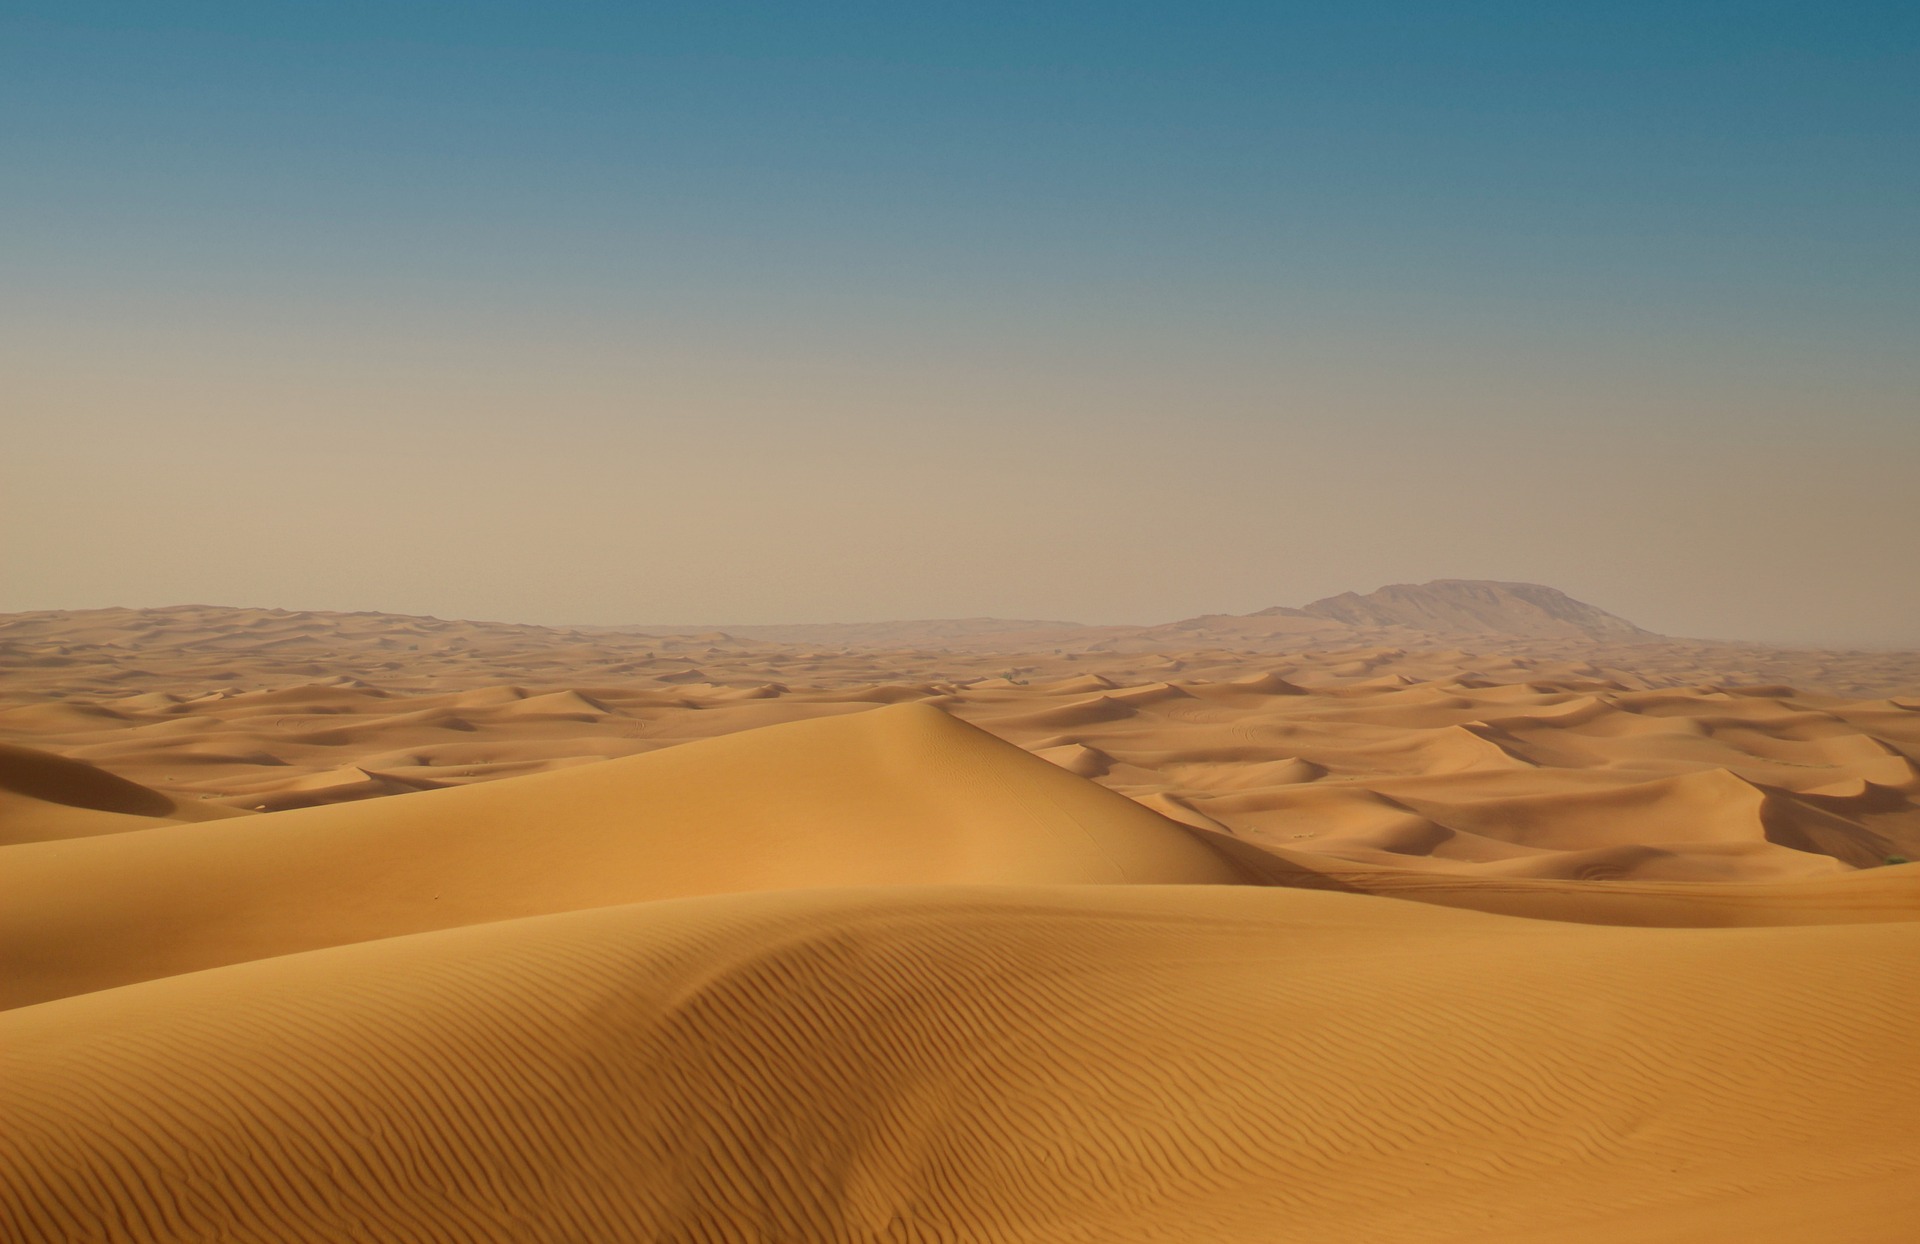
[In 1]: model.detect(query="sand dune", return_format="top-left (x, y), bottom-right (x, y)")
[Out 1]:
top-left (6, 601), bottom-right (1919, 698)
top-left (3, 604), bottom-right (1918, 1241)
top-left (0, 704), bottom-right (1239, 1009)
top-left (0, 741), bottom-right (243, 845)
top-left (5, 611), bottom-right (1916, 896)
top-left (5, 885), bottom-right (1916, 1243)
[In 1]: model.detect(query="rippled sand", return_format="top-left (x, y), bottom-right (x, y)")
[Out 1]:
top-left (4, 605), bottom-right (1917, 1241)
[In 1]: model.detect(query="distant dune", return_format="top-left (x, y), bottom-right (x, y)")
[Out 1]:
top-left (0, 741), bottom-right (246, 845)
top-left (620, 615), bottom-right (1103, 648)
top-left (6, 590), bottom-right (1915, 695)
top-left (3, 603), bottom-right (1919, 1241)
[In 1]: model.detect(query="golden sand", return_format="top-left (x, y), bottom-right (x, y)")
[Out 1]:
top-left (3, 604), bottom-right (1917, 1241)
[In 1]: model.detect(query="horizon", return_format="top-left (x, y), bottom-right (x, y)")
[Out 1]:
top-left (9, 577), bottom-right (1916, 651)
top-left (4, 3), bottom-right (1916, 646)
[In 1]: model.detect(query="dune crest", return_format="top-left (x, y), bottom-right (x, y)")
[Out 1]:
top-left (0, 703), bottom-right (1240, 1008)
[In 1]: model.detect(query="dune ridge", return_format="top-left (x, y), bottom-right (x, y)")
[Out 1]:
top-left (0, 704), bottom-right (1240, 1009)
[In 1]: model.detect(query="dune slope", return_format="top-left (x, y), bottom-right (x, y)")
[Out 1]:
top-left (4, 884), bottom-right (1916, 1244)
top-left (0, 741), bottom-right (242, 845)
top-left (0, 703), bottom-right (1241, 1008)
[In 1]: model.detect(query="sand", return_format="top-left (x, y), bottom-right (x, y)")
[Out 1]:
top-left (0, 704), bottom-right (1241, 1008)
top-left (3, 604), bottom-right (1918, 1241)
top-left (9, 885), bottom-right (1918, 1243)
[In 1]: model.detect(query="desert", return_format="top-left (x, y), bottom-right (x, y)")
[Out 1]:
top-left (3, 583), bottom-right (1918, 1241)
top-left (8, 5), bottom-right (1918, 1240)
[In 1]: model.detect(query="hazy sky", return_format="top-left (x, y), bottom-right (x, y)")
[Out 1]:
top-left (5, 2), bottom-right (1916, 644)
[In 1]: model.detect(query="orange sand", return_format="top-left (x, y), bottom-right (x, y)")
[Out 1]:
top-left (2, 604), bottom-right (1917, 1242)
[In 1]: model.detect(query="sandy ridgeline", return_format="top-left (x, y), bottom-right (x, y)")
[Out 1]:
top-left (3, 607), bottom-right (1919, 1241)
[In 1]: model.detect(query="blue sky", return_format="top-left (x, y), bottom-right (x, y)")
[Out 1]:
top-left (10, 3), bottom-right (1915, 321)
top-left (4, 3), bottom-right (1916, 640)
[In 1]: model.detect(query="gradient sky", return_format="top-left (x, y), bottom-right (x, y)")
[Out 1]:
top-left (4, 2), bottom-right (1917, 644)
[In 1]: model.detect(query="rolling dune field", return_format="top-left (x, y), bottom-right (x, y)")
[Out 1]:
top-left (3, 604), bottom-right (1918, 1241)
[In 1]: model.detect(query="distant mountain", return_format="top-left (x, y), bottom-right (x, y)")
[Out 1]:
top-left (628, 582), bottom-right (1656, 651)
top-left (1289, 580), bottom-right (1653, 640)
top-left (1107, 580), bottom-right (1656, 651)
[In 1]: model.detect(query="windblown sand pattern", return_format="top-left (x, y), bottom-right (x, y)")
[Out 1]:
top-left (3, 605), bottom-right (1918, 1241)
